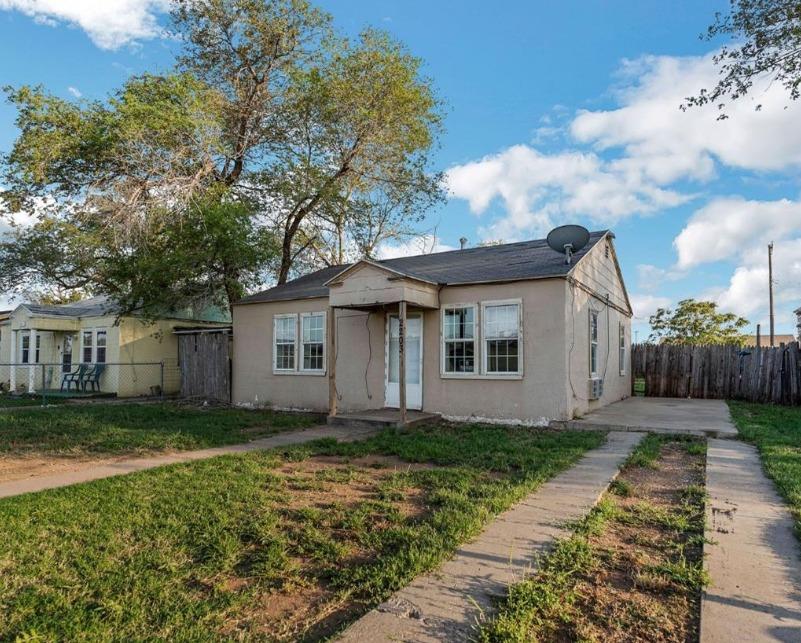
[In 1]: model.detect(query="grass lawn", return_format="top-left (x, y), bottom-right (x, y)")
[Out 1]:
top-left (0, 395), bottom-right (67, 408)
top-left (0, 424), bottom-right (603, 641)
top-left (727, 401), bottom-right (801, 537)
top-left (0, 403), bottom-right (319, 457)
top-left (480, 435), bottom-right (708, 642)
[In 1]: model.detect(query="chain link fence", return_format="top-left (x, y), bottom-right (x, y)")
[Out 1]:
top-left (0, 362), bottom-right (170, 407)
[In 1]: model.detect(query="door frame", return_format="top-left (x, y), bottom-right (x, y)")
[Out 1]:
top-left (384, 311), bottom-right (424, 410)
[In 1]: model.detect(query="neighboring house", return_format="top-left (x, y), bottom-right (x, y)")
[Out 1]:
top-left (232, 230), bottom-right (632, 424)
top-left (743, 334), bottom-right (798, 348)
top-left (0, 297), bottom-right (227, 396)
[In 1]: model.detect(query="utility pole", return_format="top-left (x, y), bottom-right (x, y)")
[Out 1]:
top-left (768, 242), bottom-right (775, 347)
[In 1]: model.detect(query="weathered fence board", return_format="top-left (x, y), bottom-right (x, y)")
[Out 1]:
top-left (632, 342), bottom-right (801, 405)
top-left (178, 331), bottom-right (232, 402)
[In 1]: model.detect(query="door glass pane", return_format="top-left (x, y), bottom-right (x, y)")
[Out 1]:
top-left (388, 316), bottom-right (421, 384)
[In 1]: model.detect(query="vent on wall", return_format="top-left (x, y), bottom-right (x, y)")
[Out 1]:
top-left (589, 378), bottom-right (604, 400)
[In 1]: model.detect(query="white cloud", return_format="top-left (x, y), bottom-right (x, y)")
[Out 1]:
top-left (376, 235), bottom-right (455, 260)
top-left (630, 294), bottom-right (671, 321)
top-left (67, 86), bottom-right (82, 98)
top-left (636, 264), bottom-right (685, 292)
top-left (447, 51), bottom-right (801, 245)
top-left (446, 144), bottom-right (687, 241)
top-left (571, 53), bottom-right (801, 180)
top-left (0, 0), bottom-right (170, 49)
top-left (674, 196), bottom-right (801, 269)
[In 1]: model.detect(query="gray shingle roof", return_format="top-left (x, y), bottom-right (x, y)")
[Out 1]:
top-left (237, 231), bottom-right (609, 305)
top-left (22, 296), bottom-right (119, 318)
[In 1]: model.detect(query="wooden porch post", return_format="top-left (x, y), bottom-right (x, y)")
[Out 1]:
top-left (398, 300), bottom-right (407, 427)
top-left (328, 306), bottom-right (337, 417)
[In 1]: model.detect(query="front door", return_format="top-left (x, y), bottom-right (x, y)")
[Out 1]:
top-left (385, 313), bottom-right (423, 410)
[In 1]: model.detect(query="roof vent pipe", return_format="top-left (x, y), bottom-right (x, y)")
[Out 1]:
top-left (459, 237), bottom-right (468, 250)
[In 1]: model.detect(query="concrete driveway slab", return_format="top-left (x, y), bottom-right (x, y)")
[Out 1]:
top-left (557, 397), bottom-right (738, 438)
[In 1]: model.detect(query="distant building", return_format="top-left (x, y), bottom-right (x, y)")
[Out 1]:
top-left (743, 334), bottom-right (798, 348)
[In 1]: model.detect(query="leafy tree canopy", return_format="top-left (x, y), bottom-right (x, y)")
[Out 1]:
top-left (0, 0), bottom-right (445, 316)
top-left (648, 298), bottom-right (750, 345)
top-left (684, 0), bottom-right (801, 117)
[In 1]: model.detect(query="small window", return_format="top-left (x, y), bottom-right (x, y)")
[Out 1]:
top-left (300, 313), bottom-right (325, 372)
top-left (96, 330), bottom-right (107, 364)
top-left (590, 310), bottom-right (599, 377)
top-left (274, 315), bottom-right (297, 371)
top-left (618, 322), bottom-right (626, 376)
top-left (35, 334), bottom-right (40, 363)
top-left (20, 334), bottom-right (30, 364)
top-left (483, 302), bottom-right (521, 375)
top-left (62, 335), bottom-right (74, 373)
top-left (82, 330), bottom-right (94, 363)
top-left (443, 306), bottom-right (476, 374)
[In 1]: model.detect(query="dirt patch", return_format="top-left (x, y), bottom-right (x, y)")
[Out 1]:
top-left (559, 441), bottom-right (707, 642)
top-left (0, 454), bottom-right (130, 483)
top-left (219, 454), bottom-right (436, 641)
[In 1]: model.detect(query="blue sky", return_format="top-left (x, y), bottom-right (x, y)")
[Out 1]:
top-left (1, 0), bottom-right (800, 338)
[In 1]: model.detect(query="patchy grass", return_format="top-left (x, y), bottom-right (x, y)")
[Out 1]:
top-left (728, 401), bottom-right (801, 537)
top-left (0, 403), bottom-right (319, 457)
top-left (0, 423), bottom-right (603, 641)
top-left (480, 438), bottom-right (708, 642)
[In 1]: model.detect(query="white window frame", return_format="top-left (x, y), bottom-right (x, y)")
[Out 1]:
top-left (589, 310), bottom-right (599, 378)
top-left (273, 313), bottom-right (298, 373)
top-left (480, 299), bottom-right (523, 378)
top-left (80, 328), bottom-right (108, 364)
top-left (299, 311), bottom-right (327, 375)
top-left (618, 322), bottom-right (626, 376)
top-left (95, 329), bottom-right (107, 364)
top-left (20, 334), bottom-right (31, 364)
top-left (440, 304), bottom-right (478, 377)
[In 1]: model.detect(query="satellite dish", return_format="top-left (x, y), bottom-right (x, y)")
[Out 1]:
top-left (547, 225), bottom-right (590, 265)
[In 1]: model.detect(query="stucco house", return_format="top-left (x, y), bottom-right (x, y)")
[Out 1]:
top-left (0, 297), bottom-right (227, 397)
top-left (232, 230), bottom-right (632, 425)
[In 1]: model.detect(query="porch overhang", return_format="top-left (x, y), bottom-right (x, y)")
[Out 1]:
top-left (325, 259), bottom-right (440, 310)
top-left (10, 316), bottom-right (80, 332)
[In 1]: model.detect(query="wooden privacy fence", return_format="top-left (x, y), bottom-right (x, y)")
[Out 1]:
top-left (632, 342), bottom-right (801, 405)
top-left (176, 328), bottom-right (232, 402)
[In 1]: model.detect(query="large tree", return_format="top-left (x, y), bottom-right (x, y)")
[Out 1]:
top-left (684, 0), bottom-right (801, 116)
top-left (648, 299), bottom-right (749, 345)
top-left (0, 0), bottom-right (444, 315)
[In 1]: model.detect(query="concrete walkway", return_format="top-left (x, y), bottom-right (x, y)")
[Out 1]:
top-left (0, 425), bottom-right (377, 499)
top-left (702, 439), bottom-right (801, 642)
top-left (339, 431), bottom-right (644, 642)
top-left (558, 397), bottom-right (738, 438)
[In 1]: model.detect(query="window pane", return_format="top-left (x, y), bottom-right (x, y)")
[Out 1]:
top-left (276, 343), bottom-right (295, 370)
top-left (485, 304), bottom-right (519, 339)
top-left (82, 330), bottom-right (93, 363)
top-left (302, 314), bottom-right (324, 343)
top-left (96, 330), bottom-right (107, 347)
top-left (486, 339), bottom-right (519, 373)
top-left (445, 339), bottom-right (475, 373)
top-left (303, 342), bottom-right (324, 370)
top-left (444, 307), bottom-right (474, 340)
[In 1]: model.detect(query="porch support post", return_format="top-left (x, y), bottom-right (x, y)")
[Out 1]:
top-left (398, 300), bottom-right (407, 427)
top-left (328, 306), bottom-right (337, 417)
top-left (28, 328), bottom-right (36, 393)
top-left (9, 329), bottom-right (16, 391)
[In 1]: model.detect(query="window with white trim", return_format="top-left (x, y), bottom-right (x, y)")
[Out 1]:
top-left (618, 322), bottom-right (626, 376)
top-left (96, 330), bottom-right (107, 364)
top-left (82, 330), bottom-right (93, 363)
top-left (442, 306), bottom-right (476, 374)
top-left (21, 334), bottom-right (30, 364)
top-left (274, 315), bottom-right (297, 371)
top-left (300, 312), bottom-right (325, 372)
top-left (483, 302), bottom-right (521, 375)
top-left (590, 310), bottom-right (599, 377)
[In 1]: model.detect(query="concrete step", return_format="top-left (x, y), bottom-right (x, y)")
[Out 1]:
top-left (327, 409), bottom-right (440, 430)
top-left (549, 419), bottom-right (736, 439)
